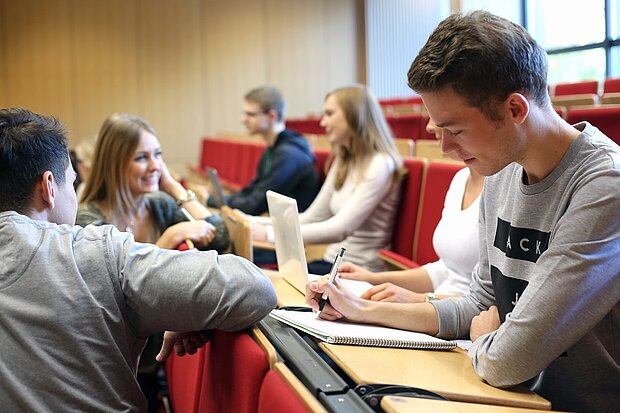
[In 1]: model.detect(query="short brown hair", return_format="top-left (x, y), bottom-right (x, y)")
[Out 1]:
top-left (244, 86), bottom-right (286, 122)
top-left (408, 11), bottom-right (549, 121)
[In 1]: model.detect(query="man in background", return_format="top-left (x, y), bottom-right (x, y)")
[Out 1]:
top-left (208, 85), bottom-right (319, 215)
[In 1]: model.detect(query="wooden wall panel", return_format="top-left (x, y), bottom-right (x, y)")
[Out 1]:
top-left (0, 0), bottom-right (361, 167)
top-left (265, 0), bottom-right (328, 118)
top-left (71, 0), bottom-right (140, 143)
top-left (1, 0), bottom-right (75, 138)
top-left (136, 0), bottom-right (205, 168)
top-left (202, 0), bottom-right (268, 136)
top-left (0, 2), bottom-right (7, 109)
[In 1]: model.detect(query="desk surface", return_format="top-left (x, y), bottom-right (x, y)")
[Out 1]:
top-left (382, 396), bottom-right (557, 413)
top-left (266, 271), bottom-right (551, 411)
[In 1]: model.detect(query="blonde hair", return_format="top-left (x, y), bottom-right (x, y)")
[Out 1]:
top-left (328, 85), bottom-right (403, 189)
top-left (80, 113), bottom-right (156, 223)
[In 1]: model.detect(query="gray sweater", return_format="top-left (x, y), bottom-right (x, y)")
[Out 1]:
top-left (0, 212), bottom-right (276, 412)
top-left (433, 123), bottom-right (620, 413)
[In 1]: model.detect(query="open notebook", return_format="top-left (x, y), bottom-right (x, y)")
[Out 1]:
top-left (270, 309), bottom-right (457, 350)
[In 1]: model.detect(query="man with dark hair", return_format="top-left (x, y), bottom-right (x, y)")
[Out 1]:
top-left (0, 108), bottom-right (277, 412)
top-left (208, 85), bottom-right (319, 215)
top-left (306, 11), bottom-right (619, 413)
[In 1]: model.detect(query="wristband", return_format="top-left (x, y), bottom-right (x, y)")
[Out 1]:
top-left (176, 189), bottom-right (197, 206)
top-left (425, 292), bottom-right (438, 302)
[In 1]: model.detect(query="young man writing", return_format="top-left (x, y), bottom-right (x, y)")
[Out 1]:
top-left (0, 108), bottom-right (277, 412)
top-left (306, 11), bottom-right (619, 413)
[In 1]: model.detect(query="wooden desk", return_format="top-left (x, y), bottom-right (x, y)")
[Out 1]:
top-left (265, 270), bottom-right (551, 411)
top-left (320, 344), bottom-right (550, 410)
top-left (266, 270), bottom-right (307, 307)
top-left (382, 396), bottom-right (558, 413)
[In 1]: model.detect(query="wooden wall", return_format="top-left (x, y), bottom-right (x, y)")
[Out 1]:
top-left (0, 0), bottom-right (362, 169)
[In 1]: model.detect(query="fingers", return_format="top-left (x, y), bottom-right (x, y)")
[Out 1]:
top-left (156, 331), bottom-right (177, 362)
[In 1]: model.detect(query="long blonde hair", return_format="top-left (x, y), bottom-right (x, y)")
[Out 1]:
top-left (80, 113), bottom-right (156, 223)
top-left (328, 85), bottom-right (403, 189)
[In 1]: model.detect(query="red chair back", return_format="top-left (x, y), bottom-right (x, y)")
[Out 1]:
top-left (554, 80), bottom-right (599, 96)
top-left (386, 114), bottom-right (425, 140)
top-left (286, 118), bottom-right (324, 135)
top-left (566, 106), bottom-right (620, 145)
top-left (166, 348), bottom-right (206, 413)
top-left (413, 161), bottom-right (464, 264)
top-left (391, 158), bottom-right (425, 260)
top-left (257, 370), bottom-right (312, 413)
top-left (603, 78), bottom-right (620, 94)
top-left (313, 149), bottom-right (333, 182)
top-left (197, 330), bottom-right (269, 413)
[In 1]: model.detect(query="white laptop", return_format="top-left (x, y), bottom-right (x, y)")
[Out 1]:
top-left (266, 190), bottom-right (373, 297)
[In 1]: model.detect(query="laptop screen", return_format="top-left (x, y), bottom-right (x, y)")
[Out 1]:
top-left (207, 167), bottom-right (226, 208)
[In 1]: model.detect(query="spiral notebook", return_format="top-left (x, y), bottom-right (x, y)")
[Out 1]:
top-left (270, 309), bottom-right (457, 350)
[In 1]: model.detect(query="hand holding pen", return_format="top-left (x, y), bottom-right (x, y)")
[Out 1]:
top-left (318, 247), bottom-right (347, 312)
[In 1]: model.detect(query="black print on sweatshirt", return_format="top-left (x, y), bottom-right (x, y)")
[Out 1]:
top-left (493, 217), bottom-right (550, 263)
top-left (491, 266), bottom-right (529, 323)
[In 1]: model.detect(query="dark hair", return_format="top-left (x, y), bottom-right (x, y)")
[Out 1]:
top-left (407, 11), bottom-right (549, 121)
top-left (0, 108), bottom-right (69, 213)
top-left (244, 85), bottom-right (286, 121)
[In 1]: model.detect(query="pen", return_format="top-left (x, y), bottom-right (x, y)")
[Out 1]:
top-left (318, 247), bottom-right (346, 311)
top-left (179, 207), bottom-right (197, 250)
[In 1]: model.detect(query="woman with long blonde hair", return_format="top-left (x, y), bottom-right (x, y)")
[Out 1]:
top-left (255, 85), bottom-right (403, 273)
top-left (77, 113), bottom-right (228, 251)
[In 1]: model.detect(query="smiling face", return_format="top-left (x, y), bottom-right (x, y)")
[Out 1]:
top-left (320, 94), bottom-right (351, 147)
top-left (125, 130), bottom-right (162, 198)
top-left (421, 86), bottom-right (522, 176)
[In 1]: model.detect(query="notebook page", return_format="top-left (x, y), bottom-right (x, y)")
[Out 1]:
top-left (270, 309), bottom-right (455, 349)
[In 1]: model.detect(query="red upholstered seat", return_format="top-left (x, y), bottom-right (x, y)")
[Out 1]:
top-left (165, 347), bottom-right (206, 413)
top-left (197, 330), bottom-right (269, 413)
top-left (386, 114), bottom-right (425, 140)
top-left (603, 78), bottom-right (620, 93)
top-left (554, 80), bottom-right (599, 96)
top-left (257, 370), bottom-right (312, 413)
top-left (566, 106), bottom-right (620, 145)
top-left (313, 149), bottom-right (333, 182)
top-left (414, 161), bottom-right (465, 265)
top-left (286, 117), bottom-right (324, 135)
top-left (388, 158), bottom-right (425, 262)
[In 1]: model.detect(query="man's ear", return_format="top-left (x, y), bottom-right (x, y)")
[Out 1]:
top-left (40, 171), bottom-right (56, 209)
top-left (267, 109), bottom-right (279, 123)
top-left (506, 93), bottom-right (529, 125)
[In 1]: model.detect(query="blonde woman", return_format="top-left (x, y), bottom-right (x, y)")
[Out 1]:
top-left (77, 113), bottom-right (228, 251)
top-left (255, 85), bottom-right (403, 273)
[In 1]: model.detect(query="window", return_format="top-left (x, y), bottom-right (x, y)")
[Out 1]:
top-left (524, 0), bottom-right (620, 84)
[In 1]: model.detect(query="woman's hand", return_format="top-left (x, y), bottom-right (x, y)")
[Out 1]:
top-left (360, 283), bottom-right (425, 303)
top-left (158, 220), bottom-right (216, 249)
top-left (337, 262), bottom-right (377, 284)
top-left (305, 277), bottom-right (367, 322)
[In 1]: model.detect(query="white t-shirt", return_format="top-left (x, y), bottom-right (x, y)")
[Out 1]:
top-left (422, 167), bottom-right (480, 295)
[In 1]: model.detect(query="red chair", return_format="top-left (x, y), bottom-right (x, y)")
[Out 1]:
top-left (165, 347), bottom-right (207, 413)
top-left (197, 330), bottom-right (269, 413)
top-left (258, 363), bottom-right (318, 413)
top-left (286, 117), bottom-right (324, 135)
top-left (413, 161), bottom-right (465, 265)
top-left (378, 158), bottom-right (425, 268)
top-left (554, 80), bottom-right (599, 96)
top-left (386, 114), bottom-right (425, 140)
top-left (313, 149), bottom-right (333, 182)
top-left (566, 106), bottom-right (620, 145)
top-left (603, 78), bottom-right (620, 94)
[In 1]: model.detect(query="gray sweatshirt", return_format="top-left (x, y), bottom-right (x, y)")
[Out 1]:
top-left (433, 122), bottom-right (620, 413)
top-left (0, 212), bottom-right (277, 412)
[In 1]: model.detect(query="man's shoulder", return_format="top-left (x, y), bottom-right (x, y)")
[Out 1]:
top-left (275, 129), bottom-right (313, 153)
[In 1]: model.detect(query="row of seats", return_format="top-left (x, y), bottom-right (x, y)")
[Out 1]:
top-left (566, 105), bottom-right (620, 144)
top-left (551, 77), bottom-right (620, 96)
top-left (196, 137), bottom-right (332, 190)
top-left (285, 113), bottom-right (435, 141)
top-left (164, 329), bottom-right (323, 413)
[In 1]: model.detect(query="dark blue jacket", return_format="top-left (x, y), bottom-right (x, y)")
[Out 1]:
top-left (215, 129), bottom-right (319, 215)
